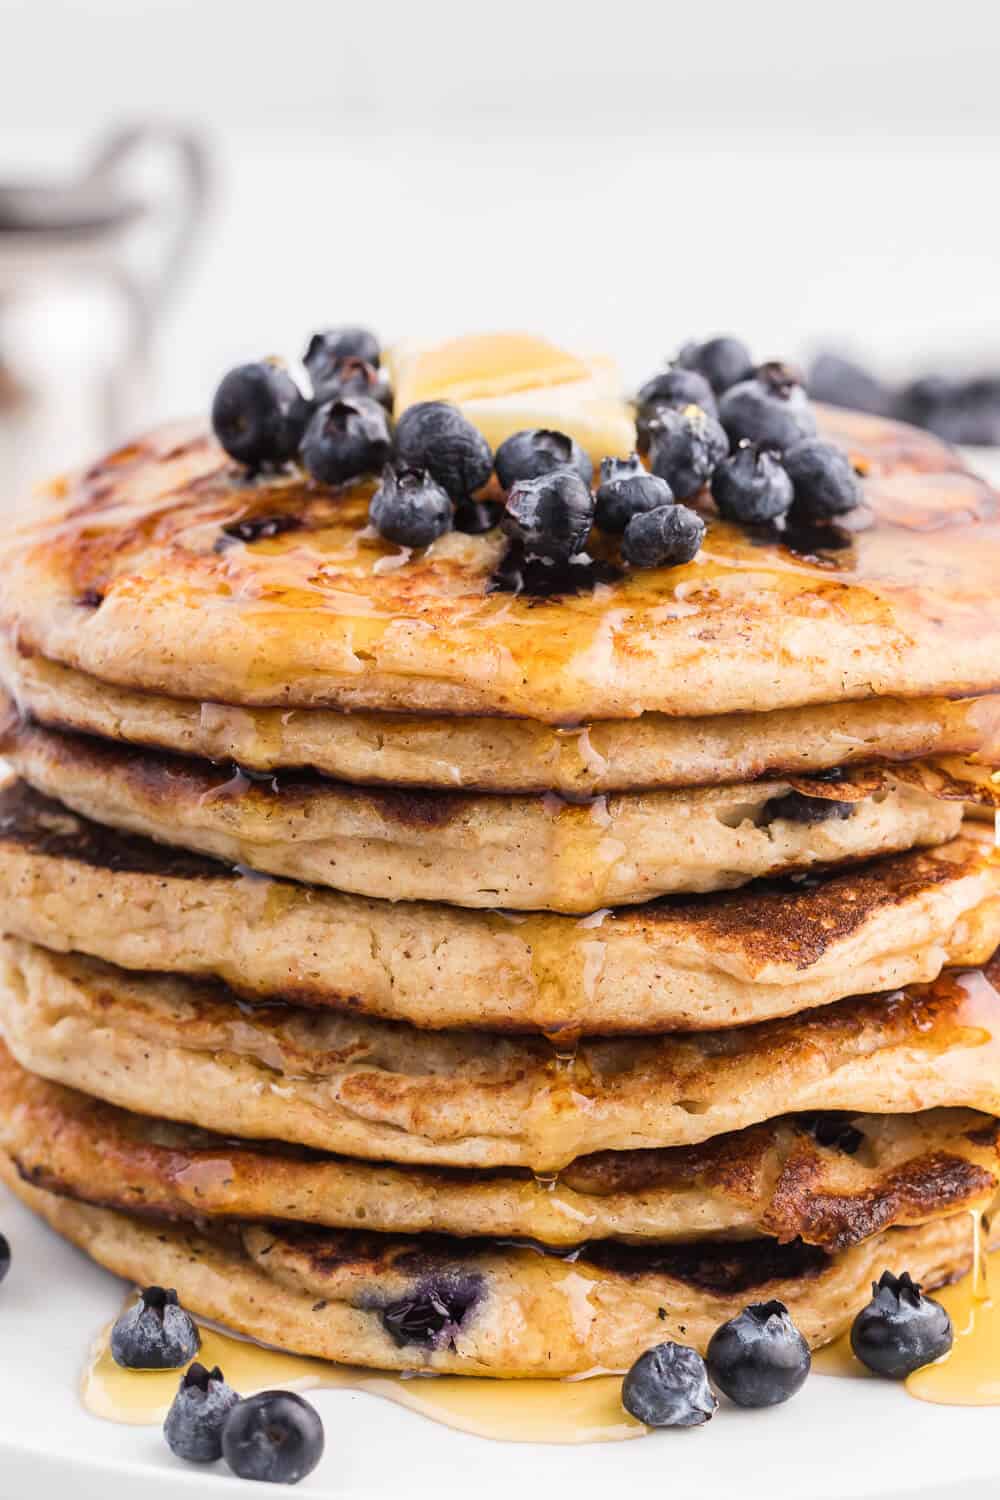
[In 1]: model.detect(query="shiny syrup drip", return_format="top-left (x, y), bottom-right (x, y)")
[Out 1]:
top-left (82, 1310), bottom-right (643, 1443)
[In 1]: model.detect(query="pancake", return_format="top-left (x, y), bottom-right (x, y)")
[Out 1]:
top-left (4, 1046), bottom-right (996, 1250)
top-left (3, 937), bottom-right (999, 1171)
top-left (1, 406), bottom-right (999, 726)
top-left (7, 640), bottom-right (1000, 798)
top-left (1, 720), bottom-right (964, 910)
top-left (2, 780), bottom-right (997, 1034)
top-left (0, 1155), bottom-right (985, 1376)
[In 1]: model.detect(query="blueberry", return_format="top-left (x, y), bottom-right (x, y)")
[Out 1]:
top-left (807, 352), bottom-right (894, 417)
top-left (761, 789), bottom-right (854, 824)
top-left (300, 396), bottom-right (390, 486)
top-left (0, 1233), bottom-right (9, 1285)
top-left (621, 1342), bottom-right (717, 1427)
top-left (494, 429), bottom-right (593, 490)
top-left (711, 443), bottom-right (793, 525)
top-left (164, 1362), bottom-right (241, 1464)
top-left (221, 1390), bottom-right (325, 1485)
top-left (211, 362), bottom-right (309, 470)
top-left (110, 1287), bottom-right (201, 1370)
top-left (635, 400), bottom-right (671, 457)
top-left (783, 438), bottom-right (861, 518)
top-left (454, 499), bottom-right (503, 534)
top-left (850, 1270), bottom-right (953, 1378)
top-left (394, 402), bottom-right (493, 501)
top-left (621, 503), bottom-right (705, 569)
top-left (369, 465), bottom-right (453, 548)
top-left (719, 364), bottom-right (817, 451)
top-left (896, 375), bottom-right (1000, 445)
top-left (595, 456), bottom-right (673, 534)
top-left (648, 406), bottom-right (729, 500)
top-left (677, 336), bottom-right (754, 395)
top-left (706, 1300), bottom-right (811, 1408)
top-left (309, 354), bottom-right (393, 412)
top-left (636, 366), bottom-right (718, 418)
top-left (503, 468), bottom-right (595, 561)
top-left (304, 325), bottom-right (381, 375)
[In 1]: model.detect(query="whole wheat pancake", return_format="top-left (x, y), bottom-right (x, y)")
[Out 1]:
top-left (2, 781), bottom-right (997, 1034)
top-left (6, 648), bottom-right (999, 795)
top-left (0, 1156), bottom-right (985, 1375)
top-left (1, 720), bottom-right (964, 910)
top-left (4, 1046), bottom-right (995, 1250)
top-left (4, 938), bottom-right (999, 1171)
top-left (1, 406), bottom-right (999, 725)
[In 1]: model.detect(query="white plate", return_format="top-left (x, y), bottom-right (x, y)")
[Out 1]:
top-left (0, 1182), bottom-right (993, 1499)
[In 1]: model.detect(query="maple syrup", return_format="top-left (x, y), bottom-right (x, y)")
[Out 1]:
top-left (82, 1310), bottom-right (643, 1443)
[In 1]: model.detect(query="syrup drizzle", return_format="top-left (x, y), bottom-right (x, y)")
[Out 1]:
top-left (82, 1307), bottom-right (643, 1444)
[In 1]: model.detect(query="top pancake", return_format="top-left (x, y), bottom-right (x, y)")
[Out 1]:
top-left (1, 406), bottom-right (998, 724)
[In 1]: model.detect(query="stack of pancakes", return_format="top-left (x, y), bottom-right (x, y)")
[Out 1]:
top-left (0, 391), bottom-right (997, 1379)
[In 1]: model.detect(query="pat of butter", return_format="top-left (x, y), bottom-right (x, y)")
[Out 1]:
top-left (386, 332), bottom-right (636, 467)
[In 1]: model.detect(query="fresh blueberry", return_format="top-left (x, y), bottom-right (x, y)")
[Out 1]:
top-left (0, 1234), bottom-right (9, 1285)
top-left (221, 1390), bottom-right (325, 1485)
top-left (783, 438), bottom-right (861, 518)
top-left (895, 375), bottom-right (958, 433)
top-left (308, 354), bottom-right (393, 412)
top-left (636, 366), bottom-right (718, 418)
top-left (706, 1300), bottom-right (811, 1408)
top-left (621, 1342), bottom-right (717, 1427)
top-left (648, 406), bottom-right (729, 500)
top-left (503, 469), bottom-right (595, 561)
top-left (719, 363), bottom-right (818, 451)
top-left (621, 503), bottom-right (705, 569)
top-left (211, 362), bottom-right (309, 470)
top-left (896, 375), bottom-right (1000, 445)
top-left (304, 325), bottom-right (381, 375)
top-left (164, 1362), bottom-right (241, 1464)
top-left (300, 396), bottom-right (391, 486)
top-left (850, 1270), bottom-right (953, 1378)
top-left (760, 789), bottom-right (854, 824)
top-left (394, 402), bottom-right (493, 500)
top-left (711, 443), bottom-right (794, 525)
top-left (369, 464), bottom-right (453, 548)
top-left (677, 336), bottom-right (754, 395)
top-left (595, 456), bottom-right (673, 534)
top-left (110, 1287), bottom-right (201, 1370)
top-left (807, 352), bottom-right (894, 417)
top-left (494, 429), bottom-right (593, 490)
top-left (453, 499), bottom-right (503, 534)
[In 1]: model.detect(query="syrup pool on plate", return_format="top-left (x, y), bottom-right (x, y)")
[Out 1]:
top-left (82, 1310), bottom-right (644, 1444)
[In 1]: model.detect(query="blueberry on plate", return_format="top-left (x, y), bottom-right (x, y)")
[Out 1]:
top-left (369, 465), bottom-right (453, 548)
top-left (304, 325), bottom-right (381, 376)
top-left (850, 1270), bottom-right (953, 1378)
top-left (495, 428), bottom-right (593, 490)
top-left (110, 1286), bottom-right (201, 1370)
top-left (676, 336), bottom-right (754, 395)
top-left (394, 401), bottom-right (493, 500)
top-left (622, 1342), bottom-right (717, 1427)
top-left (221, 1390), bottom-right (325, 1485)
top-left (648, 405), bottom-right (729, 500)
top-left (595, 457), bottom-right (673, 534)
top-left (503, 468), bottom-right (596, 561)
top-left (300, 395), bottom-right (391, 486)
top-left (636, 366), bottom-right (718, 418)
top-left (0, 1233), bottom-right (9, 1285)
top-left (705, 1300), bottom-right (811, 1408)
top-left (308, 353), bottom-right (393, 411)
top-left (783, 438), bottom-right (861, 518)
top-left (211, 362), bottom-right (309, 470)
top-left (711, 443), bottom-right (793, 525)
top-left (719, 363), bottom-right (818, 451)
top-left (164, 1362), bottom-right (241, 1464)
top-left (806, 351), bottom-right (894, 417)
top-left (621, 503), bottom-right (705, 569)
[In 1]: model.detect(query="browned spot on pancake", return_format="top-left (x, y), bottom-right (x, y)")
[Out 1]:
top-left (637, 843), bottom-right (987, 970)
top-left (583, 1235), bottom-right (832, 1291)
